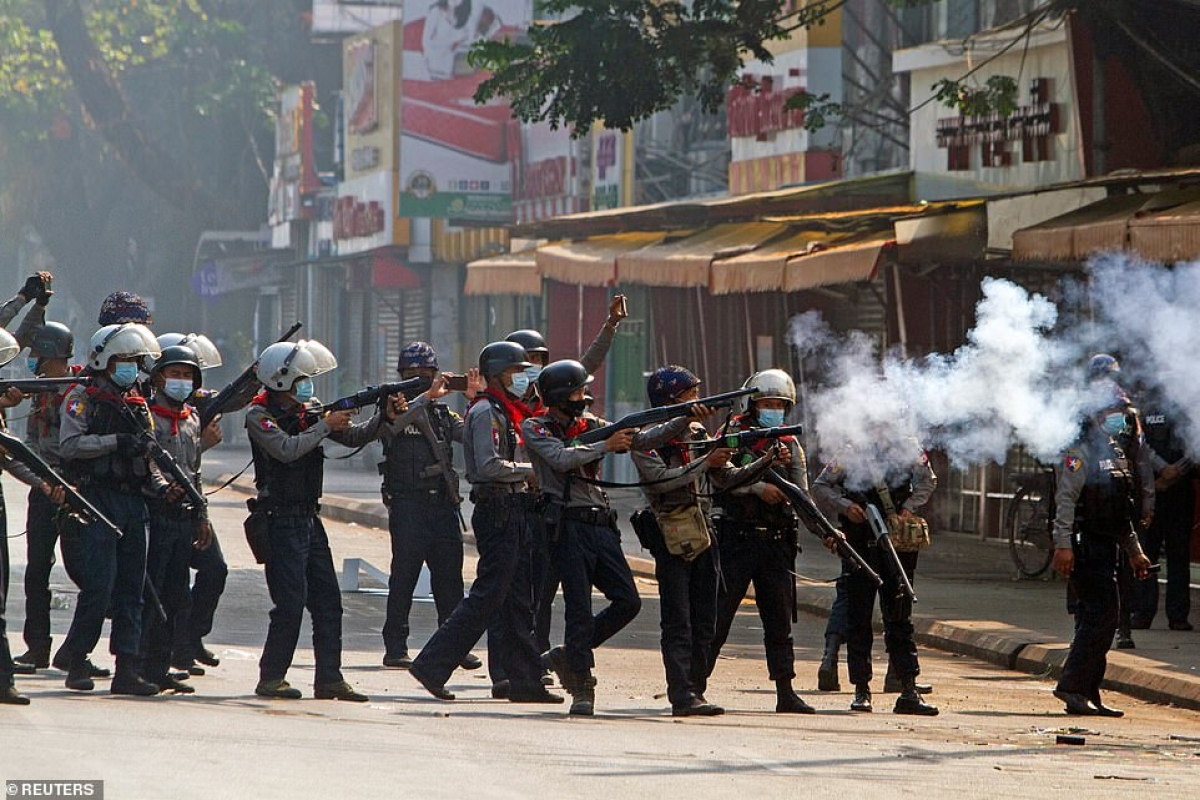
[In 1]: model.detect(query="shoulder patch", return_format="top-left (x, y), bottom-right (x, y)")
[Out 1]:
top-left (259, 417), bottom-right (278, 431)
top-left (65, 397), bottom-right (86, 418)
top-left (1064, 455), bottom-right (1083, 473)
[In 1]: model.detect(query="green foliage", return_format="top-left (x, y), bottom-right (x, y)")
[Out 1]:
top-left (783, 89), bottom-right (843, 133)
top-left (932, 75), bottom-right (1020, 117)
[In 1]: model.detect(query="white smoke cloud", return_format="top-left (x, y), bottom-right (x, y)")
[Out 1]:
top-left (786, 261), bottom-right (1192, 487)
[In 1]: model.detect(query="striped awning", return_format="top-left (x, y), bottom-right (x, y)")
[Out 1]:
top-left (782, 235), bottom-right (895, 291)
top-left (536, 232), bottom-right (667, 286)
top-left (710, 228), bottom-right (858, 294)
top-left (463, 251), bottom-right (540, 296)
top-left (616, 223), bottom-right (786, 287)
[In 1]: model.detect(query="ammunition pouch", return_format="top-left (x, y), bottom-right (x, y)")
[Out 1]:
top-left (887, 513), bottom-right (931, 552)
top-left (243, 498), bottom-right (272, 565)
top-left (630, 508), bottom-right (664, 552)
top-left (655, 504), bottom-right (711, 562)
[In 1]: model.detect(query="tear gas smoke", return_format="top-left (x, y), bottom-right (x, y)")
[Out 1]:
top-left (788, 254), bottom-right (1199, 488)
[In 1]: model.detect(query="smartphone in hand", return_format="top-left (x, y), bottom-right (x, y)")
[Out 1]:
top-left (444, 374), bottom-right (469, 391)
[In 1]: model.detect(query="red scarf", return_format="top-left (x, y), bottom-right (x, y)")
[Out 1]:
top-left (251, 389), bottom-right (313, 430)
top-left (477, 387), bottom-right (533, 444)
top-left (151, 402), bottom-right (191, 435)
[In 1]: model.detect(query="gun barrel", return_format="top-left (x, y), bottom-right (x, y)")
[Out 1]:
top-left (575, 386), bottom-right (758, 445)
top-left (866, 504), bottom-right (917, 602)
top-left (321, 377), bottom-right (427, 413)
top-left (0, 377), bottom-right (91, 393)
top-left (0, 431), bottom-right (124, 538)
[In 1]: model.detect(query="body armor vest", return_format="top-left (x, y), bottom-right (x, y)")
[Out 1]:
top-left (64, 390), bottom-right (152, 489)
top-left (716, 414), bottom-right (797, 530)
top-left (1076, 439), bottom-right (1136, 539)
top-left (251, 405), bottom-right (324, 508)
top-left (380, 404), bottom-right (456, 495)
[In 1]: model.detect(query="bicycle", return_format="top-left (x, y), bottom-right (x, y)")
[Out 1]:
top-left (1006, 467), bottom-right (1056, 579)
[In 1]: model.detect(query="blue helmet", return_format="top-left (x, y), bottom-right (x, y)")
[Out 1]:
top-left (1087, 353), bottom-right (1120, 381)
top-left (398, 341), bottom-right (438, 372)
top-left (647, 365), bottom-right (700, 407)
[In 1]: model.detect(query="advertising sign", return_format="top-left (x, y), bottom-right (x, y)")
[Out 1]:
top-left (267, 83), bottom-right (320, 226)
top-left (397, 0), bottom-right (532, 222)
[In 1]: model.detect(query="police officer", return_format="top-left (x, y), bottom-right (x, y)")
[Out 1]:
top-left (408, 342), bottom-right (561, 705)
top-left (632, 366), bottom-right (747, 717)
top-left (707, 369), bottom-right (815, 714)
top-left (1051, 393), bottom-right (1153, 717)
top-left (246, 339), bottom-right (386, 702)
top-left (524, 360), bottom-right (696, 716)
top-left (138, 344), bottom-right (218, 693)
top-left (1132, 390), bottom-right (1194, 631)
top-left (812, 433), bottom-right (938, 716)
top-left (55, 323), bottom-right (169, 695)
top-left (154, 332), bottom-right (229, 677)
top-left (13, 322), bottom-right (86, 673)
top-left (506, 293), bottom-right (627, 659)
top-left (378, 342), bottom-right (482, 671)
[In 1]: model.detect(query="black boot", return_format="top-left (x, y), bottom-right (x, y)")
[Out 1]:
top-left (64, 654), bottom-right (95, 692)
top-left (893, 678), bottom-right (939, 716)
top-left (569, 672), bottom-right (597, 716)
top-left (776, 680), bottom-right (816, 714)
top-left (817, 634), bottom-right (841, 692)
top-left (850, 683), bottom-right (873, 712)
top-left (883, 669), bottom-right (932, 694)
top-left (110, 657), bottom-right (159, 697)
top-left (13, 645), bottom-right (51, 671)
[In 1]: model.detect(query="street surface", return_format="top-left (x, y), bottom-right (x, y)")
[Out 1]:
top-left (1, 457), bottom-right (1199, 798)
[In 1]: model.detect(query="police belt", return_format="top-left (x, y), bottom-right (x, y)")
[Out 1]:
top-left (562, 506), bottom-right (617, 528)
top-left (470, 484), bottom-right (526, 503)
top-left (390, 487), bottom-right (453, 505)
top-left (260, 500), bottom-right (320, 518)
top-left (719, 518), bottom-right (793, 541)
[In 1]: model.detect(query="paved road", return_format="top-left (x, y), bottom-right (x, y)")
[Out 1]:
top-left (3, 473), bottom-right (1200, 798)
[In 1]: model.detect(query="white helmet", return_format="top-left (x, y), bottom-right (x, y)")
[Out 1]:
top-left (0, 327), bottom-right (18, 368)
top-left (255, 339), bottom-right (337, 390)
top-left (744, 368), bottom-right (797, 410)
top-left (157, 332), bottom-right (222, 369)
top-left (88, 323), bottom-right (161, 370)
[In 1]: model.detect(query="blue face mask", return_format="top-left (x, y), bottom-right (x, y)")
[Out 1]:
top-left (757, 408), bottom-right (786, 428)
top-left (292, 378), bottom-right (315, 403)
top-left (508, 371), bottom-right (530, 398)
top-left (111, 362), bottom-right (139, 388)
top-left (162, 378), bottom-right (194, 404)
top-left (26, 357), bottom-right (39, 375)
top-left (523, 365), bottom-right (543, 386)
top-left (1101, 412), bottom-right (1127, 436)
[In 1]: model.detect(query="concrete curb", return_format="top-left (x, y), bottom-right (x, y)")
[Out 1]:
top-left (217, 475), bottom-right (1200, 712)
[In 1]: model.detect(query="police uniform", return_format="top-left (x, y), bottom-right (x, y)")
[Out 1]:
top-left (139, 393), bottom-right (211, 687)
top-left (523, 411), bottom-right (685, 703)
top-left (246, 392), bottom-right (383, 692)
top-left (813, 443), bottom-right (936, 702)
top-left (1052, 422), bottom-right (1150, 709)
top-left (707, 414), bottom-right (808, 690)
top-left (1133, 403), bottom-right (1194, 629)
top-left (408, 389), bottom-right (552, 701)
top-left (378, 395), bottom-right (467, 662)
top-left (56, 374), bottom-right (170, 684)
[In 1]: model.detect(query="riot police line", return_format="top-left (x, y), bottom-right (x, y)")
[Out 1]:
top-left (0, 278), bottom-right (1161, 719)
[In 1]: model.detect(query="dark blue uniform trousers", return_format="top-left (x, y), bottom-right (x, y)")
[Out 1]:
top-left (1057, 538), bottom-right (1120, 698)
top-left (551, 518), bottom-right (642, 675)
top-left (382, 497), bottom-right (464, 658)
top-left (1, 495), bottom-right (16, 689)
top-left (141, 515), bottom-right (195, 679)
top-left (708, 533), bottom-right (796, 681)
top-left (653, 542), bottom-right (718, 706)
top-left (59, 487), bottom-right (148, 660)
top-left (1133, 482), bottom-right (1194, 626)
top-left (22, 487), bottom-right (83, 653)
top-left (411, 497), bottom-right (542, 691)
top-left (172, 530), bottom-right (229, 663)
top-left (259, 514), bottom-right (345, 685)
top-left (843, 540), bottom-right (920, 686)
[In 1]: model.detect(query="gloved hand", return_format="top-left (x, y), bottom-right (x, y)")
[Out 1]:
top-left (115, 433), bottom-right (147, 458)
top-left (35, 271), bottom-right (53, 306)
top-left (21, 274), bottom-right (44, 302)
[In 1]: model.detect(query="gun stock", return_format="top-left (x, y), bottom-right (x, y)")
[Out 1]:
top-left (0, 376), bottom-right (93, 394)
top-left (865, 504), bottom-right (917, 602)
top-left (764, 472), bottom-right (882, 586)
top-left (574, 387), bottom-right (757, 445)
top-left (318, 376), bottom-right (429, 414)
top-left (198, 322), bottom-right (303, 428)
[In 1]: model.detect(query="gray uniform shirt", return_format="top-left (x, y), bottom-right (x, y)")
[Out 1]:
top-left (58, 377), bottom-right (169, 493)
top-left (1051, 429), bottom-right (1153, 553)
top-left (244, 400), bottom-right (384, 465)
top-left (523, 413), bottom-right (689, 508)
top-left (462, 396), bottom-right (531, 488)
top-left (632, 421), bottom-right (769, 515)
top-left (811, 441), bottom-right (937, 521)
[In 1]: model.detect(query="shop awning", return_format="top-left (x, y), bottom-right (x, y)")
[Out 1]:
top-left (1129, 199), bottom-right (1200, 263)
top-left (536, 232), bottom-right (666, 286)
top-left (464, 251), bottom-right (540, 296)
top-left (1012, 187), bottom-right (1200, 261)
top-left (710, 228), bottom-right (856, 294)
top-left (782, 235), bottom-right (895, 292)
top-left (616, 223), bottom-right (785, 287)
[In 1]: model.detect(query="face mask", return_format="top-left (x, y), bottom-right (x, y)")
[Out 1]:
top-left (111, 362), bottom-right (139, 388)
top-left (562, 398), bottom-right (588, 418)
top-left (523, 365), bottom-right (543, 386)
top-left (508, 371), bottom-right (530, 398)
top-left (163, 378), bottom-right (194, 403)
top-left (757, 408), bottom-right (786, 428)
top-left (1101, 412), bottom-right (1127, 436)
top-left (26, 358), bottom-right (39, 375)
top-left (292, 378), bottom-right (315, 403)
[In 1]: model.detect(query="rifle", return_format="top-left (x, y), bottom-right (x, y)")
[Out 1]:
top-left (865, 503), bottom-right (917, 602)
top-left (317, 376), bottom-right (429, 414)
top-left (198, 322), bottom-right (303, 428)
top-left (410, 407), bottom-right (466, 530)
top-left (763, 471), bottom-right (882, 586)
top-left (573, 387), bottom-right (758, 446)
top-left (0, 376), bottom-right (93, 394)
top-left (685, 423), bottom-right (805, 449)
top-left (0, 429), bottom-right (169, 623)
top-left (114, 402), bottom-right (208, 514)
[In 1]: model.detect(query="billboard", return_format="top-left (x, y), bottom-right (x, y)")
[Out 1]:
top-left (397, 0), bottom-right (532, 222)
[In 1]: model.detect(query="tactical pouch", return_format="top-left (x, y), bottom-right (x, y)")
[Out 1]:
top-left (887, 513), bottom-right (931, 552)
top-left (55, 508), bottom-right (86, 541)
top-left (243, 498), bottom-right (272, 565)
top-left (543, 501), bottom-right (564, 543)
top-left (657, 504), bottom-right (712, 562)
top-left (630, 508), bottom-right (664, 552)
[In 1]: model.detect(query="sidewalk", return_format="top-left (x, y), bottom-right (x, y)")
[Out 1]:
top-left (203, 442), bottom-right (1200, 713)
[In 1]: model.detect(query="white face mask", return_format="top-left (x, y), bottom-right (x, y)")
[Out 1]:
top-left (508, 371), bottom-right (530, 398)
top-left (162, 378), bottom-right (194, 403)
